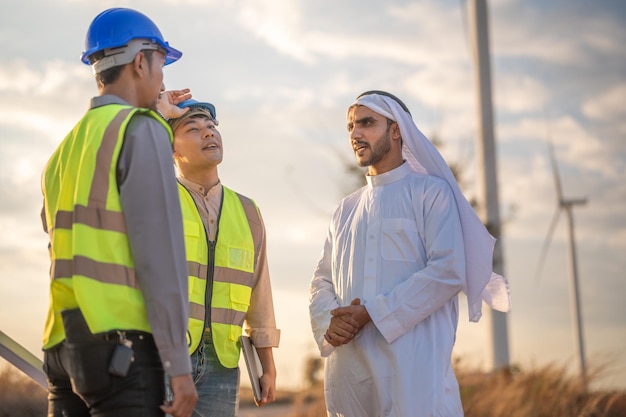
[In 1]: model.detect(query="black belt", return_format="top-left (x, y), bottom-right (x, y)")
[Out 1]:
top-left (99, 331), bottom-right (155, 347)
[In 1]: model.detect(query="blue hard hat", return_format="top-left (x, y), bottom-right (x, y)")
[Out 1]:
top-left (177, 99), bottom-right (217, 120)
top-left (81, 8), bottom-right (182, 66)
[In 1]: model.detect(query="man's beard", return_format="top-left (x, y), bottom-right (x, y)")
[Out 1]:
top-left (356, 126), bottom-right (391, 167)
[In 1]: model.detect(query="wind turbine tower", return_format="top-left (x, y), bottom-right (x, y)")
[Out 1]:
top-left (468, 0), bottom-right (510, 370)
top-left (537, 139), bottom-right (588, 389)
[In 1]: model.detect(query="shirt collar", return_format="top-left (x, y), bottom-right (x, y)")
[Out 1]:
top-left (90, 94), bottom-right (131, 109)
top-left (366, 161), bottom-right (411, 188)
top-left (178, 176), bottom-right (222, 197)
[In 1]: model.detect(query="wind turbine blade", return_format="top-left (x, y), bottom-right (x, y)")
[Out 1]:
top-left (547, 138), bottom-right (564, 201)
top-left (534, 207), bottom-right (561, 283)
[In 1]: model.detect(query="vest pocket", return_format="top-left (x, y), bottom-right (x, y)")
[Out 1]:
top-left (227, 246), bottom-right (254, 272)
top-left (229, 285), bottom-right (251, 315)
top-left (229, 325), bottom-right (243, 342)
top-left (228, 285), bottom-right (251, 342)
top-left (183, 220), bottom-right (201, 256)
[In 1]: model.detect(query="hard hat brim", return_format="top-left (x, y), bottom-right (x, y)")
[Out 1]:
top-left (81, 38), bottom-right (182, 67)
top-left (163, 44), bottom-right (182, 66)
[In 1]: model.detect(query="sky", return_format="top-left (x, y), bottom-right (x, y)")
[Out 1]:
top-left (0, 0), bottom-right (625, 392)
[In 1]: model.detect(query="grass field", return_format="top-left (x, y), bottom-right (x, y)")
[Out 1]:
top-left (2, 361), bottom-right (624, 417)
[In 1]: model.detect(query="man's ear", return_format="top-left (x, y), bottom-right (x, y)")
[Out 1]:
top-left (132, 52), bottom-right (146, 76)
top-left (391, 122), bottom-right (401, 140)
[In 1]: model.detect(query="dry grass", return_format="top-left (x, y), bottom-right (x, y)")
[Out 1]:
top-left (458, 363), bottom-right (626, 417)
top-left (285, 382), bottom-right (327, 417)
top-left (0, 364), bottom-right (47, 417)
top-left (285, 361), bottom-right (626, 417)
top-left (2, 361), bottom-right (625, 417)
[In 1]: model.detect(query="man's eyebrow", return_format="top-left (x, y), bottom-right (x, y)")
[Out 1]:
top-left (181, 116), bottom-right (212, 127)
top-left (347, 115), bottom-right (377, 131)
top-left (354, 116), bottom-right (377, 125)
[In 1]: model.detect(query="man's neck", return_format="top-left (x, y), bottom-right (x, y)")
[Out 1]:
top-left (368, 157), bottom-right (404, 176)
top-left (100, 73), bottom-right (141, 108)
top-left (179, 168), bottom-right (220, 193)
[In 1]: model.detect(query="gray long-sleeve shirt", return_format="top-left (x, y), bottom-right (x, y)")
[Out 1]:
top-left (43, 95), bottom-right (191, 377)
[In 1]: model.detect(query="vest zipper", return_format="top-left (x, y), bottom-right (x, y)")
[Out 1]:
top-left (205, 191), bottom-right (223, 330)
top-left (205, 239), bottom-right (216, 329)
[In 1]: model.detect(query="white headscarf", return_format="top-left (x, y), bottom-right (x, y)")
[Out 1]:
top-left (351, 91), bottom-right (511, 322)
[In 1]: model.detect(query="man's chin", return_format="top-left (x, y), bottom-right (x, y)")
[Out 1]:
top-left (355, 158), bottom-right (369, 168)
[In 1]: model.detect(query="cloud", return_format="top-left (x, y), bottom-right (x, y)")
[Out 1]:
top-left (582, 82), bottom-right (626, 122)
top-left (235, 0), bottom-right (469, 67)
top-left (491, 1), bottom-right (626, 65)
top-left (404, 65), bottom-right (474, 112)
top-left (0, 60), bottom-right (41, 93)
top-left (237, 0), bottom-right (315, 64)
top-left (0, 59), bottom-right (91, 139)
top-left (494, 74), bottom-right (550, 114)
top-left (159, 0), bottom-right (224, 4)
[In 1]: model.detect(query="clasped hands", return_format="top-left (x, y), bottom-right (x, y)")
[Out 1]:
top-left (324, 298), bottom-right (371, 347)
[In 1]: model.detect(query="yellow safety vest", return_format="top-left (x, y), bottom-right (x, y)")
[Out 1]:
top-left (179, 184), bottom-right (260, 368)
top-left (41, 104), bottom-right (173, 349)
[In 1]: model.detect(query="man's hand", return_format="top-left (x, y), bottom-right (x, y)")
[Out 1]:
top-left (331, 298), bottom-right (371, 328)
top-left (325, 298), bottom-right (371, 347)
top-left (255, 347), bottom-right (277, 407)
top-left (161, 373), bottom-right (198, 417)
top-left (324, 313), bottom-right (358, 346)
top-left (157, 88), bottom-right (192, 120)
top-left (257, 370), bottom-right (276, 406)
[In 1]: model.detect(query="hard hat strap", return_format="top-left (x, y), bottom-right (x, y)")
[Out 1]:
top-left (92, 39), bottom-right (163, 74)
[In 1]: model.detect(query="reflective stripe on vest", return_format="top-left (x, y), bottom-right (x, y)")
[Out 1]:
top-left (41, 105), bottom-right (173, 349)
top-left (181, 185), bottom-right (260, 368)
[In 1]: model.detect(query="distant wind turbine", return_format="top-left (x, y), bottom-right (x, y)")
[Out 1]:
top-left (535, 137), bottom-right (588, 389)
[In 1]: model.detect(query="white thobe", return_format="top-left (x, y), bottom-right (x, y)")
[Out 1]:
top-left (309, 162), bottom-right (466, 417)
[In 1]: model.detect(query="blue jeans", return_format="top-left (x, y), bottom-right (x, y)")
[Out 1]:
top-left (191, 329), bottom-right (240, 417)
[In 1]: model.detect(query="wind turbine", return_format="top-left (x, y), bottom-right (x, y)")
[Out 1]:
top-left (535, 138), bottom-right (588, 389)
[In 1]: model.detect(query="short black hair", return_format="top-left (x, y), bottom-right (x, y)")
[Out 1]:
top-left (356, 90), bottom-right (411, 115)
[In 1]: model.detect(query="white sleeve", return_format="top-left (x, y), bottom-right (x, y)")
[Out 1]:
top-left (308, 224), bottom-right (341, 357)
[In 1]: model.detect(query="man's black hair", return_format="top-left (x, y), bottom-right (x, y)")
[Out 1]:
top-left (356, 90), bottom-right (411, 115)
